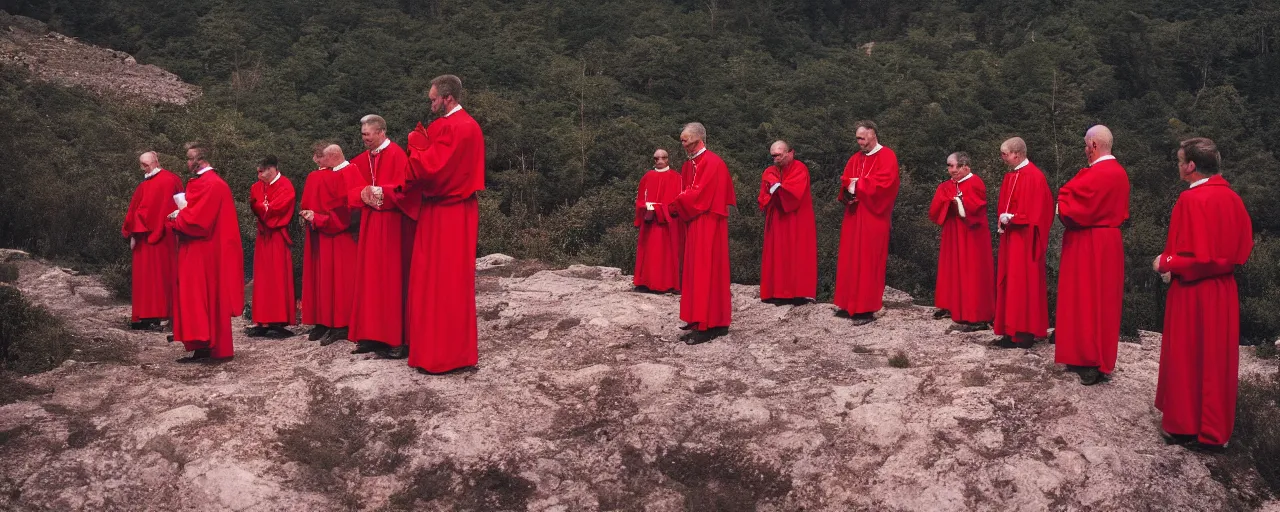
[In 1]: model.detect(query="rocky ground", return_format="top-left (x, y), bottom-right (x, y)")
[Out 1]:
top-left (1, 249), bottom-right (1277, 511)
top-left (0, 11), bottom-right (199, 105)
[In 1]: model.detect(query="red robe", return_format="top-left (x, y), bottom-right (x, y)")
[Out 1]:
top-left (670, 148), bottom-right (735, 330)
top-left (929, 173), bottom-right (995, 323)
top-left (758, 160), bottom-right (817, 300)
top-left (300, 164), bottom-right (357, 328)
top-left (168, 169), bottom-right (244, 358)
top-left (345, 142), bottom-right (419, 347)
top-left (1054, 157), bottom-right (1131, 374)
top-left (403, 108), bottom-right (485, 373)
top-left (834, 146), bottom-right (901, 315)
top-left (633, 168), bottom-right (684, 292)
top-left (122, 169), bottom-right (182, 322)
top-left (994, 162), bottom-right (1055, 337)
top-left (1155, 175), bottom-right (1253, 446)
top-left (249, 174), bottom-right (297, 325)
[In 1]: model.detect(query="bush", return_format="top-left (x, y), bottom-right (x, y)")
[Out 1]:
top-left (0, 286), bottom-right (76, 375)
top-left (888, 350), bottom-right (911, 368)
top-left (1229, 370), bottom-right (1280, 497)
top-left (0, 263), bottom-right (17, 284)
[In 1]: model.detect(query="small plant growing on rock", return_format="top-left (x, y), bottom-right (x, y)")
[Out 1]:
top-left (888, 350), bottom-right (910, 368)
top-left (0, 263), bottom-right (18, 283)
top-left (1256, 341), bottom-right (1277, 359)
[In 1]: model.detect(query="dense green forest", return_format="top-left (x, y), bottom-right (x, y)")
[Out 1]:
top-left (3, 0), bottom-right (1280, 341)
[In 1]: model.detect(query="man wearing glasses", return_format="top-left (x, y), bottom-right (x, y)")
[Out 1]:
top-left (633, 148), bottom-right (684, 294)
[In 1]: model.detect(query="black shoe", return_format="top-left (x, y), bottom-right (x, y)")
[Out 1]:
top-left (308, 325), bottom-right (330, 341)
top-left (351, 340), bottom-right (384, 354)
top-left (320, 327), bottom-right (347, 347)
top-left (376, 344), bottom-right (409, 360)
top-left (834, 309), bottom-right (853, 319)
top-left (990, 336), bottom-right (1019, 349)
top-left (1079, 367), bottom-right (1108, 386)
top-left (679, 322), bottom-right (699, 331)
top-left (265, 326), bottom-right (295, 339)
top-left (167, 334), bottom-right (175, 343)
top-left (176, 348), bottom-right (212, 363)
top-left (1187, 441), bottom-right (1227, 454)
top-left (244, 325), bottom-right (269, 337)
top-left (851, 313), bottom-right (876, 326)
top-left (684, 331), bottom-right (713, 345)
top-left (933, 309), bottom-right (951, 320)
top-left (1161, 431), bottom-right (1198, 446)
top-left (131, 319), bottom-right (162, 330)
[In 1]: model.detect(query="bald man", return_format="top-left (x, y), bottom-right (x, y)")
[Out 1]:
top-left (992, 138), bottom-right (1054, 348)
top-left (758, 140), bottom-right (817, 304)
top-left (670, 122), bottom-right (735, 344)
top-left (299, 143), bottom-right (358, 345)
top-left (633, 148), bottom-right (684, 293)
top-left (1055, 125), bottom-right (1131, 385)
top-left (122, 151), bottom-right (183, 330)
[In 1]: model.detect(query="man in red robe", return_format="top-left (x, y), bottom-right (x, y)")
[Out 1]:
top-left (1154, 137), bottom-right (1253, 451)
top-left (928, 152), bottom-right (994, 331)
top-left (299, 143), bottom-right (357, 345)
top-left (401, 74), bottom-right (485, 374)
top-left (758, 140), bottom-right (817, 304)
top-left (122, 151), bottom-right (182, 330)
top-left (992, 138), bottom-right (1054, 348)
top-left (345, 114), bottom-right (419, 358)
top-left (245, 155), bottom-right (297, 338)
top-left (167, 141), bottom-right (244, 363)
top-left (834, 120), bottom-right (900, 326)
top-left (669, 122), bottom-right (735, 345)
top-left (1055, 125), bottom-right (1131, 385)
top-left (633, 148), bottom-right (684, 293)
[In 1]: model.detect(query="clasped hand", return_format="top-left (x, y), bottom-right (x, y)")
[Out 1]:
top-left (360, 186), bottom-right (384, 208)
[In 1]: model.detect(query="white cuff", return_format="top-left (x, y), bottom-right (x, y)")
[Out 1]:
top-left (953, 197), bottom-right (966, 218)
top-left (769, 183), bottom-right (781, 194)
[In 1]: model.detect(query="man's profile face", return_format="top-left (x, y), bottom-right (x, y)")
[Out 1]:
top-left (653, 151), bottom-right (669, 169)
top-left (361, 125), bottom-right (385, 150)
top-left (138, 157), bottom-right (150, 173)
top-left (312, 153), bottom-right (325, 167)
top-left (999, 149), bottom-right (1021, 168)
top-left (429, 85), bottom-right (446, 115)
top-left (680, 131), bottom-right (700, 154)
top-left (946, 156), bottom-right (968, 181)
top-left (1176, 149), bottom-right (1194, 179)
top-left (855, 127), bottom-right (877, 153)
top-left (257, 166), bottom-right (279, 184)
top-left (185, 149), bottom-right (200, 172)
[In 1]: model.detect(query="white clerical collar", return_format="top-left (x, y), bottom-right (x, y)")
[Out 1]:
top-left (371, 138), bottom-right (391, 155)
top-left (1090, 154), bottom-right (1116, 166)
top-left (1190, 177), bottom-right (1210, 189)
top-left (332, 161), bottom-right (350, 172)
top-left (956, 173), bottom-right (973, 184)
top-left (445, 104), bottom-right (463, 117)
top-left (865, 143), bottom-right (883, 156)
top-left (1014, 159), bottom-right (1029, 171)
top-left (197, 166), bottom-right (214, 175)
top-left (269, 173), bottom-right (281, 186)
top-left (690, 147), bottom-right (707, 159)
top-left (654, 166), bottom-right (671, 172)
top-left (144, 168), bottom-right (161, 179)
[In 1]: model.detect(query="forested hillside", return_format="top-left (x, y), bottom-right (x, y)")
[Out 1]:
top-left (3, 0), bottom-right (1280, 340)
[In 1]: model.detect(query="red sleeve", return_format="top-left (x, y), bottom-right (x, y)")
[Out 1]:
top-left (671, 159), bottom-right (728, 221)
top-left (928, 181), bottom-right (951, 226)
top-left (1158, 191), bottom-right (1253, 281)
top-left (837, 156), bottom-right (857, 204)
top-left (122, 186), bottom-right (146, 238)
top-left (374, 149), bottom-right (420, 219)
top-left (1006, 170), bottom-right (1051, 228)
top-left (249, 183), bottom-right (268, 221)
top-left (774, 163), bottom-right (810, 213)
top-left (1057, 165), bottom-right (1129, 228)
top-left (758, 167), bottom-right (780, 211)
top-left (858, 152), bottom-right (900, 217)
top-left (170, 178), bottom-right (219, 238)
top-left (263, 180), bottom-right (296, 230)
top-left (959, 178), bottom-right (988, 227)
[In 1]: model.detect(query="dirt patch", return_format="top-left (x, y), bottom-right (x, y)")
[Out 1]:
top-left (655, 444), bottom-right (793, 510)
top-left (389, 459), bottom-right (536, 511)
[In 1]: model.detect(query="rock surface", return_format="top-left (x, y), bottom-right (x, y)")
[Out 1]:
top-left (0, 11), bottom-right (200, 105)
top-left (0, 251), bottom-right (1275, 510)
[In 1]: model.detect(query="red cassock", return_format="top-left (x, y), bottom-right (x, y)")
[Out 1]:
top-left (402, 109), bottom-right (486, 373)
top-left (168, 169), bottom-right (244, 358)
top-left (758, 160), bottom-right (817, 300)
top-left (929, 173), bottom-right (995, 323)
top-left (834, 146), bottom-right (901, 315)
top-left (994, 162), bottom-right (1055, 337)
top-left (1054, 157), bottom-right (1131, 374)
top-left (633, 168), bottom-right (685, 292)
top-left (122, 169), bottom-right (182, 322)
top-left (670, 148), bottom-right (735, 331)
top-left (300, 164), bottom-right (358, 328)
top-left (345, 142), bottom-right (419, 347)
top-left (1155, 175), bottom-right (1253, 446)
top-left (249, 174), bottom-right (296, 325)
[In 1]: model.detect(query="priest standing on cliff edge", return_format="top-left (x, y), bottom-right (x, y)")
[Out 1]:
top-left (669, 122), bottom-right (735, 345)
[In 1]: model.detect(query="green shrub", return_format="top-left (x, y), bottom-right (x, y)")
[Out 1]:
top-left (888, 350), bottom-right (910, 368)
top-left (0, 263), bottom-right (17, 284)
top-left (0, 286), bottom-right (75, 375)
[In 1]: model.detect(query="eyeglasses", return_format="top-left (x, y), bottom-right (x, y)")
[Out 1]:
top-left (769, 154), bottom-right (784, 158)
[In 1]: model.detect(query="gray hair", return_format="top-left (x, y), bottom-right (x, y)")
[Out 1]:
top-left (682, 122), bottom-right (707, 142)
top-left (360, 114), bottom-right (387, 133)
